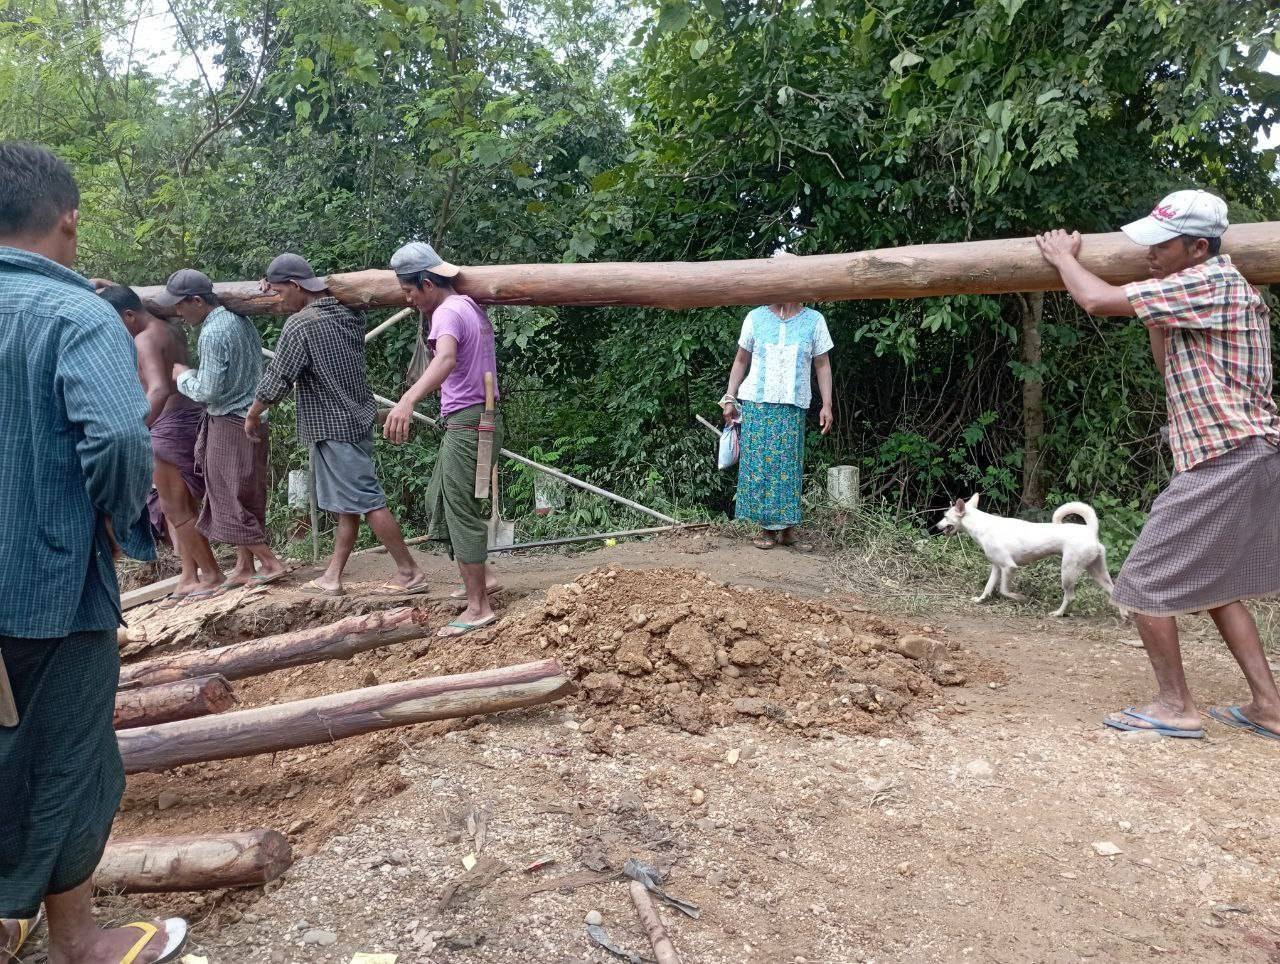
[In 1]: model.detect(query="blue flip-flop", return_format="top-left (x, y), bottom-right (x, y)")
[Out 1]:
top-left (1103, 707), bottom-right (1205, 739)
top-left (1209, 705), bottom-right (1280, 742)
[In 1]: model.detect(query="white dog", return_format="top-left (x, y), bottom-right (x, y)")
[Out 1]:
top-left (935, 494), bottom-right (1114, 617)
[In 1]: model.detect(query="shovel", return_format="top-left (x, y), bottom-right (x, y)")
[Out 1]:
top-left (488, 464), bottom-right (515, 550)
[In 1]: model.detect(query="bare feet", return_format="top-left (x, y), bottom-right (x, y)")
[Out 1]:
top-left (1104, 700), bottom-right (1202, 732)
top-left (450, 579), bottom-right (501, 600)
top-left (753, 531), bottom-right (777, 550)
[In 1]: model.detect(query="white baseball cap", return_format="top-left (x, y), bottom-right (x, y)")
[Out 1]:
top-left (1121, 190), bottom-right (1229, 246)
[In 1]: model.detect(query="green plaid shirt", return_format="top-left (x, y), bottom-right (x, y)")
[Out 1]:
top-left (0, 247), bottom-right (154, 638)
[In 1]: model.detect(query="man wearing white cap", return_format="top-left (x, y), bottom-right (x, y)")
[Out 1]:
top-left (383, 242), bottom-right (502, 637)
top-left (1037, 190), bottom-right (1280, 742)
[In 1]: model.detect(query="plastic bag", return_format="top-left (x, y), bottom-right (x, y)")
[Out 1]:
top-left (717, 419), bottom-right (741, 470)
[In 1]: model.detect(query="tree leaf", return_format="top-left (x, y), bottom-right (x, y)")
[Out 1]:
top-left (889, 50), bottom-right (923, 74)
top-left (691, 37), bottom-right (709, 60)
top-left (1035, 88), bottom-right (1063, 105)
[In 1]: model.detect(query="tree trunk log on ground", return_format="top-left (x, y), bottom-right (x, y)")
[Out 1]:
top-left (113, 675), bottom-right (235, 729)
top-left (118, 659), bottom-right (571, 774)
top-left (118, 607), bottom-right (428, 689)
top-left (96, 830), bottom-right (292, 893)
top-left (131, 222), bottom-right (1280, 315)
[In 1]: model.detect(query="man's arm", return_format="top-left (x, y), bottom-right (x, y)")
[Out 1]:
top-left (58, 310), bottom-right (153, 537)
top-left (175, 324), bottom-right (232, 404)
top-left (1034, 230), bottom-right (1135, 318)
top-left (135, 331), bottom-right (172, 426)
top-left (247, 324), bottom-right (307, 441)
top-left (384, 335), bottom-right (458, 444)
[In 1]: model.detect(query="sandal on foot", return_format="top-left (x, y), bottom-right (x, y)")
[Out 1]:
top-left (1103, 707), bottom-right (1205, 739)
top-left (118, 918), bottom-right (188, 963)
top-left (248, 570), bottom-right (289, 588)
top-left (155, 592), bottom-right (188, 611)
top-left (179, 586), bottom-right (226, 607)
top-left (2, 908), bottom-right (42, 957)
top-left (371, 577), bottom-right (430, 597)
top-left (299, 579), bottom-right (346, 598)
top-left (437, 614), bottom-right (498, 637)
top-left (1209, 705), bottom-right (1280, 741)
top-left (752, 538), bottom-right (776, 550)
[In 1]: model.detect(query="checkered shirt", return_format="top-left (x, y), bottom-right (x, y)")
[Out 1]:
top-left (1125, 255), bottom-right (1280, 473)
top-left (0, 247), bottom-right (154, 638)
top-left (256, 296), bottom-right (377, 445)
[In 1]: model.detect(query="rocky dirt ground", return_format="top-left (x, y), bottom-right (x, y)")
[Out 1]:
top-left (20, 531), bottom-right (1280, 963)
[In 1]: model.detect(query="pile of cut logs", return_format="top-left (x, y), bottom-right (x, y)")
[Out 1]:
top-left (103, 607), bottom-right (571, 893)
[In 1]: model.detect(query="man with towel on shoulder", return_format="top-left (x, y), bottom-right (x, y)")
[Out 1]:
top-left (160, 267), bottom-right (288, 588)
top-left (97, 283), bottom-right (224, 605)
top-left (1037, 190), bottom-right (1280, 742)
top-left (247, 253), bottom-right (425, 596)
top-left (384, 242), bottom-right (502, 637)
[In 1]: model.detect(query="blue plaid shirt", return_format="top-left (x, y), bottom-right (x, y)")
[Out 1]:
top-left (176, 306), bottom-right (263, 417)
top-left (0, 247), bottom-right (154, 638)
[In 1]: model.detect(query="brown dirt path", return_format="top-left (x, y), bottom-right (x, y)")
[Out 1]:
top-left (67, 533), bottom-right (1280, 962)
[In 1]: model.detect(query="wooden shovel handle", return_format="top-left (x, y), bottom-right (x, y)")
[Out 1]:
top-left (483, 371), bottom-right (495, 411)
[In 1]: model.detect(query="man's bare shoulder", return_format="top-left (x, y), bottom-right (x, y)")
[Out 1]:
top-left (138, 321), bottom-right (189, 363)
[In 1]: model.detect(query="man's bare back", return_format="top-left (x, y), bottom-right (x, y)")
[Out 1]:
top-left (134, 319), bottom-right (191, 425)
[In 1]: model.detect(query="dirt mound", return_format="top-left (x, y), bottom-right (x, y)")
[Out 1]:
top-left (483, 566), bottom-right (966, 736)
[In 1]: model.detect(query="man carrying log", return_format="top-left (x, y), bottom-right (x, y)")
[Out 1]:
top-left (1037, 190), bottom-right (1280, 741)
top-left (0, 141), bottom-right (189, 962)
top-left (98, 284), bottom-right (224, 605)
top-left (160, 268), bottom-right (287, 588)
top-left (247, 253), bottom-right (425, 596)
top-left (384, 242), bottom-right (502, 636)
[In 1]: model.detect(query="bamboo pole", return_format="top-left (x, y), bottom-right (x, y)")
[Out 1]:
top-left (118, 659), bottom-right (571, 773)
top-left (365, 306), bottom-right (415, 343)
top-left (261, 345), bottom-right (677, 525)
top-left (96, 830), bottom-right (292, 893)
top-left (130, 222), bottom-right (1280, 315)
top-left (630, 880), bottom-right (682, 964)
top-left (118, 607), bottom-right (427, 689)
top-left (489, 522), bottom-right (709, 553)
top-left (113, 675), bottom-right (236, 729)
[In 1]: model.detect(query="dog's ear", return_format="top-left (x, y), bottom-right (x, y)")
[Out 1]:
top-left (953, 497), bottom-right (965, 515)
top-left (968, 493), bottom-right (981, 510)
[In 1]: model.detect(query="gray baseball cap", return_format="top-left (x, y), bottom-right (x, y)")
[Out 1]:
top-left (265, 252), bottom-right (329, 292)
top-left (152, 267), bottom-right (214, 308)
top-left (1122, 190), bottom-right (1229, 246)
top-left (389, 241), bottom-right (460, 278)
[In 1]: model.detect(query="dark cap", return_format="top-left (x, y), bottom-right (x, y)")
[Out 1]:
top-left (265, 252), bottom-right (329, 292)
top-left (152, 268), bottom-right (214, 308)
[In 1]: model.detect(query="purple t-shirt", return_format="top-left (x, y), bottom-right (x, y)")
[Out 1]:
top-left (428, 294), bottom-right (500, 417)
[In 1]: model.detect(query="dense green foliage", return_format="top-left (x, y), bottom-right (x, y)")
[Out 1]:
top-left (2, 0), bottom-right (1277, 559)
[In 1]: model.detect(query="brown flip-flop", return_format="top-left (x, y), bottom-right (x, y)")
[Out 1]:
top-left (299, 579), bottom-right (346, 598)
top-left (370, 577), bottom-right (430, 597)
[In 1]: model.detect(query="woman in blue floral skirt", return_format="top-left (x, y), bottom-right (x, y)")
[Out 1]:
top-left (721, 281), bottom-right (834, 549)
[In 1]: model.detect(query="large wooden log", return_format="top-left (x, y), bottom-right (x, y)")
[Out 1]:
top-left (96, 830), bottom-right (292, 893)
top-left (118, 659), bottom-right (571, 774)
top-left (130, 222), bottom-right (1280, 315)
top-left (114, 675), bottom-right (236, 729)
top-left (118, 607), bottom-right (428, 689)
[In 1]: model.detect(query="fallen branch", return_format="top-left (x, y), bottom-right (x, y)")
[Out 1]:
top-left (96, 830), bottom-right (292, 893)
top-left (118, 607), bottom-right (428, 689)
top-left (113, 674), bottom-right (235, 729)
top-left (630, 879), bottom-right (682, 964)
top-left (118, 659), bottom-right (572, 774)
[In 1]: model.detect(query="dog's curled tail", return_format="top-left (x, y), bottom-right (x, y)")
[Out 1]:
top-left (1052, 501), bottom-right (1099, 534)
